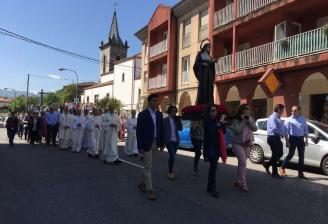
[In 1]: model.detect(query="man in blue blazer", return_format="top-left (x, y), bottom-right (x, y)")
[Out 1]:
top-left (137, 94), bottom-right (164, 201)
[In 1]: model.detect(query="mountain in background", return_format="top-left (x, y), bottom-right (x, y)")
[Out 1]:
top-left (0, 89), bottom-right (35, 98)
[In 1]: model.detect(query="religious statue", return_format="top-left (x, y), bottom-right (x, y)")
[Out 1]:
top-left (193, 41), bottom-right (216, 105)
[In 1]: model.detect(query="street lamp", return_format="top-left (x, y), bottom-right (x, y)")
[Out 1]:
top-left (4, 88), bottom-right (17, 98)
top-left (58, 68), bottom-right (79, 103)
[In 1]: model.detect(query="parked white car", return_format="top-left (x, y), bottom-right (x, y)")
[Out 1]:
top-left (250, 118), bottom-right (328, 175)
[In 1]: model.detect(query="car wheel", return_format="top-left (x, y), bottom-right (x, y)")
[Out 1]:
top-left (249, 145), bottom-right (264, 164)
top-left (321, 156), bottom-right (328, 176)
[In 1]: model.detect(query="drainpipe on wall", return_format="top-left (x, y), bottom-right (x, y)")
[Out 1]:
top-left (131, 58), bottom-right (136, 111)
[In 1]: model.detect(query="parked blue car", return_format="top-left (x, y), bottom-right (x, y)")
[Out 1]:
top-left (178, 120), bottom-right (233, 150)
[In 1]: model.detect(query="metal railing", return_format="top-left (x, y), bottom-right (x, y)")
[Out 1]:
top-left (149, 39), bottom-right (168, 58)
top-left (183, 33), bottom-right (191, 48)
top-left (199, 25), bottom-right (208, 40)
top-left (237, 0), bottom-right (277, 17)
top-left (213, 0), bottom-right (278, 28)
top-left (217, 27), bottom-right (328, 73)
top-left (236, 42), bottom-right (275, 69)
top-left (214, 3), bottom-right (234, 28)
top-left (148, 73), bottom-right (167, 89)
top-left (217, 55), bottom-right (233, 74)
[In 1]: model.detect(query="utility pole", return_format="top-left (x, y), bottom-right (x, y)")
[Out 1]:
top-left (38, 89), bottom-right (47, 106)
top-left (26, 74), bottom-right (30, 112)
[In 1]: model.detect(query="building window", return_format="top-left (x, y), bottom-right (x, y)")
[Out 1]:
top-left (182, 56), bottom-right (190, 84)
top-left (183, 19), bottom-right (191, 48)
top-left (87, 96), bottom-right (90, 103)
top-left (122, 73), bottom-right (125, 82)
top-left (94, 95), bottom-right (99, 103)
top-left (103, 55), bottom-right (107, 74)
top-left (199, 10), bottom-right (208, 41)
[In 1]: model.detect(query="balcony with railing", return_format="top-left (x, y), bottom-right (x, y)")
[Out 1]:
top-left (237, 0), bottom-right (278, 17)
top-left (183, 33), bottom-right (191, 48)
top-left (217, 55), bottom-right (232, 74)
top-left (216, 27), bottom-right (328, 74)
top-left (214, 0), bottom-right (278, 28)
top-left (214, 3), bottom-right (234, 28)
top-left (149, 39), bottom-right (168, 58)
top-left (148, 73), bottom-right (167, 90)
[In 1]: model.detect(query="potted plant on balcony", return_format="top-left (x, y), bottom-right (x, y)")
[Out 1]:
top-left (323, 23), bottom-right (328, 36)
top-left (280, 38), bottom-right (289, 50)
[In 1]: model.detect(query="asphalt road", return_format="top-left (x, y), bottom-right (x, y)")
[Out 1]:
top-left (0, 128), bottom-right (327, 224)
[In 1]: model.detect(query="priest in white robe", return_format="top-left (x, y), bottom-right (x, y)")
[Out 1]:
top-left (59, 107), bottom-right (73, 150)
top-left (68, 109), bottom-right (74, 148)
top-left (94, 109), bottom-right (103, 158)
top-left (72, 110), bottom-right (86, 153)
top-left (86, 109), bottom-right (99, 158)
top-left (82, 109), bottom-right (90, 150)
top-left (102, 107), bottom-right (122, 165)
top-left (124, 110), bottom-right (138, 156)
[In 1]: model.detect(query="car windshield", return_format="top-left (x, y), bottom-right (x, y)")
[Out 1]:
top-left (309, 121), bottom-right (328, 134)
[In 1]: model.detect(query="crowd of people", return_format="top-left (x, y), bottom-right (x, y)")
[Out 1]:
top-left (4, 106), bottom-right (136, 164)
top-left (4, 94), bottom-right (325, 201)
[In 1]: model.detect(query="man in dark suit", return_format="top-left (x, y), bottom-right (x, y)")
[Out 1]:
top-left (28, 111), bottom-right (41, 144)
top-left (5, 111), bottom-right (19, 147)
top-left (163, 105), bottom-right (182, 180)
top-left (137, 94), bottom-right (164, 201)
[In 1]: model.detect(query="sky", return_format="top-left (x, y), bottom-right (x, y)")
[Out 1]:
top-left (0, 0), bottom-right (177, 95)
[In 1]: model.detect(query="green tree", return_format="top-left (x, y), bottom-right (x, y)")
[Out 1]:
top-left (44, 92), bottom-right (61, 106)
top-left (28, 96), bottom-right (38, 106)
top-left (9, 96), bottom-right (25, 112)
top-left (9, 96), bottom-right (40, 112)
top-left (96, 97), bottom-right (122, 112)
top-left (59, 85), bottom-right (77, 104)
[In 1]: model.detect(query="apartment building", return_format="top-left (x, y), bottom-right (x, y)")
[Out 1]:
top-left (212, 0), bottom-right (328, 119)
top-left (136, 0), bottom-right (328, 120)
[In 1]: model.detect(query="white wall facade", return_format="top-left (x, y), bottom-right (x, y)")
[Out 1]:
top-left (81, 85), bottom-right (113, 104)
top-left (100, 72), bottom-right (114, 83)
top-left (113, 57), bottom-right (141, 111)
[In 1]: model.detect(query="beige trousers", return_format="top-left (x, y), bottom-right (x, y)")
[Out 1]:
top-left (140, 140), bottom-right (158, 191)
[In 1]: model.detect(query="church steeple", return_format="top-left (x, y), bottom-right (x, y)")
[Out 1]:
top-left (99, 10), bottom-right (128, 74)
top-left (108, 11), bottom-right (124, 46)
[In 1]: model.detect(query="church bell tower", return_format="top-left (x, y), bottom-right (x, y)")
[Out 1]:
top-left (99, 11), bottom-right (129, 75)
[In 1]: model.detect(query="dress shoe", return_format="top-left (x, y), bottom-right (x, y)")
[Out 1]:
top-left (192, 169), bottom-right (198, 176)
top-left (138, 183), bottom-right (147, 193)
top-left (168, 173), bottom-right (176, 180)
top-left (233, 182), bottom-right (250, 193)
top-left (113, 159), bottom-right (122, 165)
top-left (147, 191), bottom-right (156, 201)
top-left (279, 168), bottom-right (287, 177)
top-left (272, 173), bottom-right (283, 179)
top-left (263, 163), bottom-right (271, 175)
top-left (208, 191), bottom-right (219, 198)
top-left (298, 173), bottom-right (307, 179)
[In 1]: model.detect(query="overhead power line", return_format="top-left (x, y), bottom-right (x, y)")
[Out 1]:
top-left (0, 27), bottom-right (141, 70)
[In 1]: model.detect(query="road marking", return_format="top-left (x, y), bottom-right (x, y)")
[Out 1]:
top-left (120, 159), bottom-right (144, 169)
